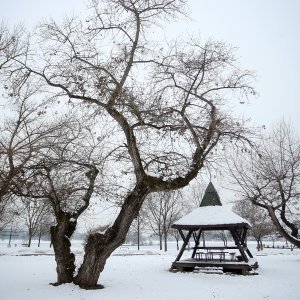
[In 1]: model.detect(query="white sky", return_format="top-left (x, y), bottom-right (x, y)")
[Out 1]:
top-left (1, 0), bottom-right (299, 133)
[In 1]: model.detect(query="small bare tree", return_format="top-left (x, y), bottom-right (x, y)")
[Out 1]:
top-left (215, 231), bottom-right (230, 247)
top-left (143, 191), bottom-right (185, 251)
top-left (169, 227), bottom-right (181, 250)
top-left (186, 180), bottom-right (206, 208)
top-left (233, 199), bottom-right (274, 251)
top-left (127, 212), bottom-right (146, 249)
top-left (230, 120), bottom-right (300, 248)
top-left (37, 210), bottom-right (55, 247)
top-left (19, 197), bottom-right (50, 247)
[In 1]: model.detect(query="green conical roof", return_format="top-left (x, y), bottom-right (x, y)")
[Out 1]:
top-left (200, 182), bottom-right (222, 207)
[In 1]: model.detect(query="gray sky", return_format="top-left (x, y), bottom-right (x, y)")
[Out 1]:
top-left (1, 0), bottom-right (299, 133)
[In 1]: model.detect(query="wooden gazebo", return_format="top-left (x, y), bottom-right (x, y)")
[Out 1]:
top-left (171, 183), bottom-right (258, 275)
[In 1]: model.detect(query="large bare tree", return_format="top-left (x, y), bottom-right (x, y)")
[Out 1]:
top-left (3, 0), bottom-right (256, 289)
top-left (229, 120), bottom-right (300, 248)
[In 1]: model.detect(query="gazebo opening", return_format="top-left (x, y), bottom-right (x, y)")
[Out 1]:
top-left (171, 182), bottom-right (258, 275)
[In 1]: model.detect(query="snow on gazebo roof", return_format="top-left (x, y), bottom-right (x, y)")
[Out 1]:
top-left (172, 206), bottom-right (251, 229)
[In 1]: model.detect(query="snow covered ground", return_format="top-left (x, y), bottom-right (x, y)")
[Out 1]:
top-left (0, 240), bottom-right (299, 300)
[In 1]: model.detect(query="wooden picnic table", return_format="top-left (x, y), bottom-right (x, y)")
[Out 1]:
top-left (195, 249), bottom-right (229, 262)
top-left (206, 250), bottom-right (227, 262)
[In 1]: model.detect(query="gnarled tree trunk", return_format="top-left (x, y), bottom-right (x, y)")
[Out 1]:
top-left (74, 182), bottom-right (149, 289)
top-left (267, 206), bottom-right (300, 248)
top-left (280, 203), bottom-right (299, 237)
top-left (50, 215), bottom-right (77, 285)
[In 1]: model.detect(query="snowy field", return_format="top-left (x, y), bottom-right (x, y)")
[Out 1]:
top-left (0, 240), bottom-right (299, 300)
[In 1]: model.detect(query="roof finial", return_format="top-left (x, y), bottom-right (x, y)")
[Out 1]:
top-left (200, 182), bottom-right (222, 207)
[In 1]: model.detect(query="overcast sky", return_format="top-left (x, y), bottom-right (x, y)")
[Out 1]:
top-left (1, 0), bottom-right (299, 133)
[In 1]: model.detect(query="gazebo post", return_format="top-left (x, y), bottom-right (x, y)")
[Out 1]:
top-left (178, 228), bottom-right (186, 241)
top-left (230, 228), bottom-right (249, 262)
top-left (174, 229), bottom-right (193, 262)
top-left (191, 229), bottom-right (202, 258)
top-left (241, 227), bottom-right (253, 258)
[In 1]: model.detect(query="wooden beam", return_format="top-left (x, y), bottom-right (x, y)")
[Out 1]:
top-left (178, 228), bottom-right (186, 241)
top-left (174, 229), bottom-right (193, 262)
top-left (192, 231), bottom-right (197, 243)
top-left (238, 227), bottom-right (253, 259)
top-left (192, 229), bottom-right (202, 258)
top-left (230, 228), bottom-right (248, 262)
top-left (242, 228), bottom-right (253, 258)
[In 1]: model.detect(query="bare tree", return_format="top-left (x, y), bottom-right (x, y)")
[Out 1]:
top-left (0, 87), bottom-right (65, 215)
top-left (0, 196), bottom-right (15, 231)
top-left (127, 212), bottom-right (146, 249)
top-left (233, 199), bottom-right (274, 251)
top-left (19, 197), bottom-right (50, 247)
top-left (214, 230), bottom-right (230, 247)
top-left (4, 0), bottom-right (256, 288)
top-left (0, 22), bottom-right (26, 70)
top-left (169, 227), bottom-right (181, 250)
top-left (1, 82), bottom-right (107, 284)
top-left (183, 180), bottom-right (206, 208)
top-left (37, 210), bottom-right (55, 247)
top-left (12, 114), bottom-right (105, 285)
top-left (143, 191), bottom-right (183, 251)
top-left (229, 120), bottom-right (300, 248)
top-left (143, 194), bottom-right (164, 251)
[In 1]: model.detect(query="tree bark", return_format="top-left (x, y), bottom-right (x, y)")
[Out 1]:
top-left (163, 225), bottom-right (167, 252)
top-left (267, 206), bottom-right (300, 248)
top-left (74, 181), bottom-right (149, 289)
top-left (28, 228), bottom-right (32, 247)
top-left (158, 224), bottom-right (162, 251)
top-left (38, 229), bottom-right (42, 247)
top-left (50, 215), bottom-right (77, 285)
top-left (280, 203), bottom-right (299, 238)
top-left (137, 214), bottom-right (140, 251)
